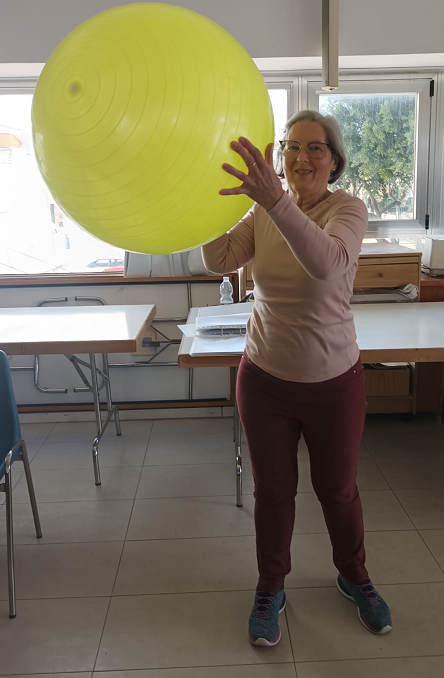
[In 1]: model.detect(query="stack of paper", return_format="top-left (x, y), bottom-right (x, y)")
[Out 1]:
top-left (190, 302), bottom-right (253, 355)
top-left (195, 313), bottom-right (250, 336)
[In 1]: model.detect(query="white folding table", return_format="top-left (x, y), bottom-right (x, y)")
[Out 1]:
top-left (179, 302), bottom-right (444, 506)
top-left (0, 304), bottom-right (156, 484)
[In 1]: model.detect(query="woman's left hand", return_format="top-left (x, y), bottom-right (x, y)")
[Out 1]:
top-left (220, 137), bottom-right (284, 212)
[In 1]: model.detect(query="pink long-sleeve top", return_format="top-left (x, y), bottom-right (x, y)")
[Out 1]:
top-left (201, 189), bottom-right (368, 383)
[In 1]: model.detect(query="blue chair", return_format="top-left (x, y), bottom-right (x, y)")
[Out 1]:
top-left (0, 350), bottom-right (42, 617)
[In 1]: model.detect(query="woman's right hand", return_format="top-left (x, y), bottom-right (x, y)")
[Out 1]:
top-left (220, 137), bottom-right (284, 212)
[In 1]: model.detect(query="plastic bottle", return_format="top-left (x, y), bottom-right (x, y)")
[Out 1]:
top-left (220, 276), bottom-right (234, 304)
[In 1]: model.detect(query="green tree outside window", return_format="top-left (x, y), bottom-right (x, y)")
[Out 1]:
top-left (320, 95), bottom-right (416, 220)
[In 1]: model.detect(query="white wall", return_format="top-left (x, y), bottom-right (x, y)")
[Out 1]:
top-left (1, 0), bottom-right (444, 63)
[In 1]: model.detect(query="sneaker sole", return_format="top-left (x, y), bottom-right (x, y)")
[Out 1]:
top-left (336, 578), bottom-right (392, 635)
top-left (248, 597), bottom-right (287, 647)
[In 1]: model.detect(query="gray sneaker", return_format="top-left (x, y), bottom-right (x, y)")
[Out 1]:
top-left (337, 574), bottom-right (392, 634)
top-left (248, 589), bottom-right (286, 646)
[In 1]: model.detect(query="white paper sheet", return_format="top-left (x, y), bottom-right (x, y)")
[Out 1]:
top-left (190, 334), bottom-right (246, 355)
top-left (177, 324), bottom-right (196, 338)
top-left (197, 302), bottom-right (254, 318)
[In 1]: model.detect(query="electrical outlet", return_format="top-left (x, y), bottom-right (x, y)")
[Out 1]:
top-left (132, 327), bottom-right (157, 355)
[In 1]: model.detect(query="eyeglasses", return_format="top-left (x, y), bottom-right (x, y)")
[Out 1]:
top-left (278, 140), bottom-right (331, 159)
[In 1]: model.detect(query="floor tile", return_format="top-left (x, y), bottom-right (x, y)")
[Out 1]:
top-left (11, 466), bottom-right (142, 502)
top-left (0, 500), bottom-right (133, 544)
top-left (374, 454), bottom-right (444, 489)
top-left (44, 421), bottom-right (117, 443)
top-left (136, 462), bottom-right (254, 498)
top-left (3, 674), bottom-right (90, 678)
top-left (286, 583), bottom-right (444, 662)
top-left (0, 597), bottom-right (109, 674)
top-left (19, 422), bottom-right (55, 443)
top-left (21, 442), bottom-right (42, 462)
top-left (419, 530), bottom-right (444, 570)
top-left (144, 418), bottom-right (235, 466)
top-left (45, 420), bottom-right (152, 443)
top-left (295, 656), bottom-right (444, 678)
top-left (364, 530), bottom-right (444, 583)
top-left (31, 439), bottom-right (148, 469)
top-left (0, 542), bottom-right (122, 599)
top-left (286, 533), bottom-right (337, 587)
top-left (363, 415), bottom-right (444, 458)
top-left (287, 528), bottom-right (444, 587)
top-left (101, 419), bottom-right (154, 440)
top-left (114, 536), bottom-right (258, 595)
top-left (356, 458), bottom-right (391, 490)
top-left (96, 591), bottom-right (293, 670)
top-left (94, 667), bottom-right (297, 678)
top-left (114, 527), bottom-right (443, 597)
top-left (293, 490), bottom-right (414, 534)
top-left (360, 490), bottom-right (415, 531)
top-left (395, 489), bottom-right (444, 529)
top-left (150, 417), bottom-right (234, 442)
top-left (127, 495), bottom-right (255, 540)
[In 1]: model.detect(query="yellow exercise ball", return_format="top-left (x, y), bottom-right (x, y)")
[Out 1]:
top-left (32, 3), bottom-right (274, 255)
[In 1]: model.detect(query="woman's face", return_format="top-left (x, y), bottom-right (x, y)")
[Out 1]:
top-left (283, 121), bottom-right (337, 200)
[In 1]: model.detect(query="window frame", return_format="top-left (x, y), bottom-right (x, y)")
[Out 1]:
top-left (0, 77), bottom-right (127, 279)
top-left (1, 70), bottom-right (443, 279)
top-left (305, 74), bottom-right (433, 237)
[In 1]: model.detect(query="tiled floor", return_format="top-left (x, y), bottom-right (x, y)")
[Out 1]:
top-left (1, 414), bottom-right (444, 677)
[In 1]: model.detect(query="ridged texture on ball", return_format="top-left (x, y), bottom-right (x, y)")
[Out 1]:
top-left (32, 3), bottom-right (274, 254)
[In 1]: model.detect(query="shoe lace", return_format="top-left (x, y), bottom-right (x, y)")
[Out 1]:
top-left (252, 592), bottom-right (276, 619)
top-left (357, 578), bottom-right (381, 607)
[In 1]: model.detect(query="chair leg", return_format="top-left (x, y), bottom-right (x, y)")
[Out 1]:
top-left (5, 467), bottom-right (16, 618)
top-left (20, 441), bottom-right (42, 539)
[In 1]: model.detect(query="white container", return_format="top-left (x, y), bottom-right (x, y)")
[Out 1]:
top-left (416, 236), bottom-right (444, 276)
top-left (219, 276), bottom-right (234, 304)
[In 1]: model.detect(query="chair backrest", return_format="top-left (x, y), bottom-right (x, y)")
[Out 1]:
top-left (0, 350), bottom-right (21, 462)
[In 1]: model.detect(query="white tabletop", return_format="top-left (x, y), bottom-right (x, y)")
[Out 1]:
top-left (0, 304), bottom-right (156, 355)
top-left (178, 302), bottom-right (444, 368)
top-left (353, 302), bottom-right (444, 362)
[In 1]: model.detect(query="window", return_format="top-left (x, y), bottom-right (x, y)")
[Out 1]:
top-left (267, 86), bottom-right (290, 142)
top-left (307, 77), bottom-right (432, 238)
top-left (0, 89), bottom-right (124, 275)
top-left (1, 73), bottom-right (442, 275)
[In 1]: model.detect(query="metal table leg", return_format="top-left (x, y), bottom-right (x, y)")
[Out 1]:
top-left (89, 353), bottom-right (103, 485)
top-left (102, 353), bottom-right (121, 437)
top-left (64, 353), bottom-right (121, 485)
top-left (233, 367), bottom-right (243, 507)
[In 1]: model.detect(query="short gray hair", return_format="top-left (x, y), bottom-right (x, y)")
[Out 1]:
top-left (278, 109), bottom-right (347, 184)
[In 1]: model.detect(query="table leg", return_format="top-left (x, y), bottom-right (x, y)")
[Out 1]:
top-left (233, 367), bottom-right (243, 508)
top-left (102, 353), bottom-right (121, 436)
top-left (89, 353), bottom-right (103, 485)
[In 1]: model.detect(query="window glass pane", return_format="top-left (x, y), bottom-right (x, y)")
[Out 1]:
top-left (0, 93), bottom-right (124, 275)
top-left (319, 94), bottom-right (417, 223)
top-left (268, 88), bottom-right (288, 143)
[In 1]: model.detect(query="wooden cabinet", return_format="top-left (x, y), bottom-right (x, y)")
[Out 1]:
top-left (349, 243), bottom-right (421, 415)
top-left (416, 274), bottom-right (444, 415)
top-left (354, 243), bottom-right (422, 295)
top-left (239, 243), bottom-right (422, 299)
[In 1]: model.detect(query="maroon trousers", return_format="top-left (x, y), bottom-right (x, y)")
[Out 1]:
top-left (237, 352), bottom-right (369, 593)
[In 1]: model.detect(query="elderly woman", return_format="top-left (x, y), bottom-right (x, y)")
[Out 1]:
top-left (201, 110), bottom-right (392, 646)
